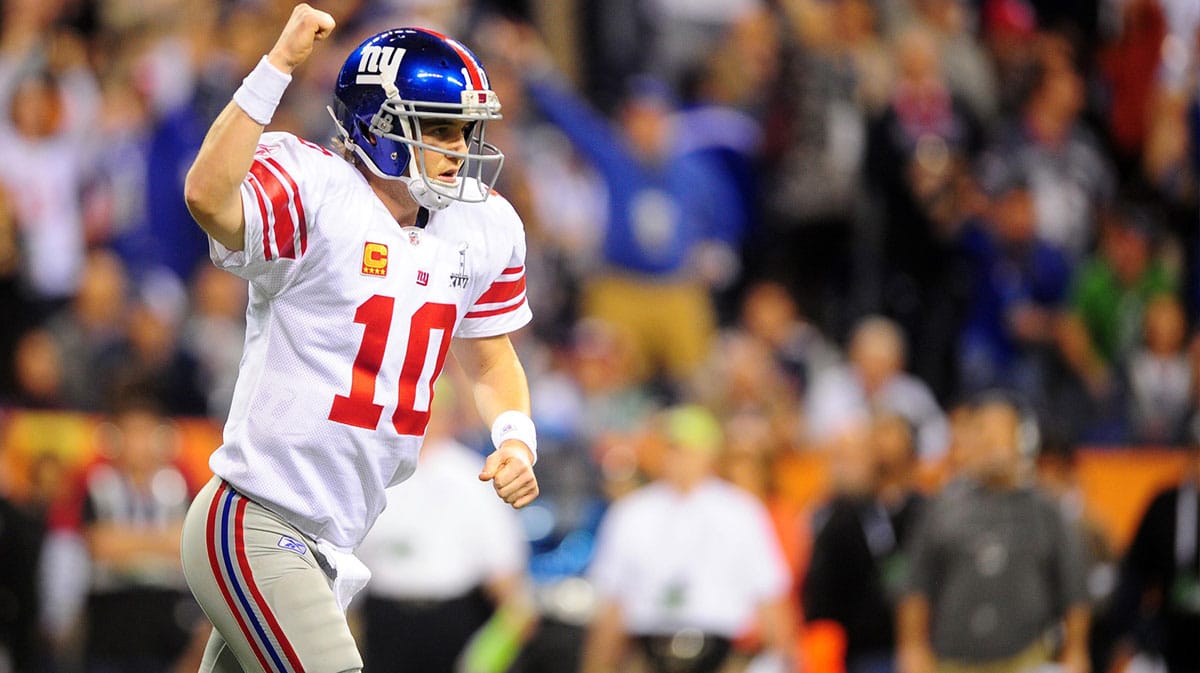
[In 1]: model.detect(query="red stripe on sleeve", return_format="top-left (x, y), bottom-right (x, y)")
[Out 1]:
top-left (233, 497), bottom-right (307, 673)
top-left (246, 177), bottom-right (274, 261)
top-left (500, 265), bottom-right (523, 275)
top-left (264, 158), bottom-right (306, 256)
top-left (475, 275), bottom-right (526, 306)
top-left (466, 296), bottom-right (526, 319)
top-left (249, 160), bottom-right (296, 259)
top-left (298, 138), bottom-right (333, 156)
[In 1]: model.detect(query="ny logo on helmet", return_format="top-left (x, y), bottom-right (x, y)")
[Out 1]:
top-left (356, 46), bottom-right (406, 87)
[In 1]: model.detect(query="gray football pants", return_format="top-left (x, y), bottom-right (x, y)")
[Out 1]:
top-left (180, 476), bottom-right (363, 673)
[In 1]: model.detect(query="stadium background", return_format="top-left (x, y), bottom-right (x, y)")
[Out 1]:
top-left (0, 0), bottom-right (1198, 671)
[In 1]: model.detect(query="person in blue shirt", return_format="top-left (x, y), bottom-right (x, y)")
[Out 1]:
top-left (503, 28), bottom-right (747, 385)
top-left (957, 181), bottom-right (1072, 398)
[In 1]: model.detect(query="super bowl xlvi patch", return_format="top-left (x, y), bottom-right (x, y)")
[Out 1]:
top-left (277, 535), bottom-right (308, 555)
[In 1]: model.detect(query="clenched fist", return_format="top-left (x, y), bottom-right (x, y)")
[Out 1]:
top-left (479, 440), bottom-right (539, 509)
top-left (267, 3), bottom-right (336, 74)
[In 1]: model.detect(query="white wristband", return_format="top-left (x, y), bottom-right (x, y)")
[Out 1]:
top-left (491, 410), bottom-right (537, 464)
top-left (233, 56), bottom-right (292, 126)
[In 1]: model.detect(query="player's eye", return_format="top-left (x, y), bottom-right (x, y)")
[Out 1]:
top-left (425, 123), bottom-right (463, 142)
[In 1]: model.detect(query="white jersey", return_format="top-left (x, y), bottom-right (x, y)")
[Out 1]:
top-left (208, 132), bottom-right (531, 549)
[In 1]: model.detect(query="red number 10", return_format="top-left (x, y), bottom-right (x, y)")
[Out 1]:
top-left (328, 295), bottom-right (457, 436)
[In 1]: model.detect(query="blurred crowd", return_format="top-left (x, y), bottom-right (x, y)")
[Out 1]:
top-left (1, 0), bottom-right (1200, 672)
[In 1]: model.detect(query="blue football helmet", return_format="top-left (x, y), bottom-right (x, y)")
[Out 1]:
top-left (330, 27), bottom-right (503, 210)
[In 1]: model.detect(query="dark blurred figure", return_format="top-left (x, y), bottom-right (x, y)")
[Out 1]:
top-left (804, 413), bottom-right (925, 673)
top-left (95, 272), bottom-right (207, 417)
top-left (1099, 444), bottom-right (1200, 673)
top-left (897, 393), bottom-right (1090, 673)
top-left (865, 25), bottom-right (983, 397)
top-left (42, 249), bottom-right (129, 411)
top-left (76, 393), bottom-right (201, 673)
top-left (0, 473), bottom-right (43, 673)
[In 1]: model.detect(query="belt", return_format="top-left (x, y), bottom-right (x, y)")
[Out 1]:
top-left (636, 631), bottom-right (733, 673)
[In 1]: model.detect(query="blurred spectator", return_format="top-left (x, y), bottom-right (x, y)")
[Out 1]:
top-left (0, 472), bottom-right (43, 673)
top-left (807, 316), bottom-right (949, 460)
top-left (979, 0), bottom-right (1040, 119)
top-left (956, 180), bottom-right (1071, 396)
top-left (43, 250), bottom-right (129, 412)
top-left (803, 412), bottom-right (925, 673)
top-left (1127, 294), bottom-right (1193, 444)
top-left (757, 0), bottom-right (874, 334)
top-left (690, 331), bottom-right (800, 436)
top-left (530, 318), bottom-right (659, 455)
top-left (0, 182), bottom-right (25, 394)
top-left (901, 0), bottom-right (1002, 127)
top-left (355, 385), bottom-right (533, 673)
top-left (181, 265), bottom-right (247, 422)
top-left (1100, 443), bottom-right (1200, 673)
top-left (896, 393), bottom-right (1090, 673)
top-left (94, 271), bottom-right (206, 417)
top-left (580, 406), bottom-right (795, 673)
top-left (0, 20), bottom-right (100, 314)
top-left (1064, 210), bottom-right (1178, 368)
top-left (81, 66), bottom-right (153, 273)
top-left (8, 328), bottom-right (66, 409)
top-left (645, 0), bottom-right (767, 92)
top-left (1098, 0), bottom-right (1168, 167)
top-left (978, 38), bottom-right (1115, 260)
top-left (738, 281), bottom-right (842, 397)
top-left (864, 25), bottom-right (983, 395)
top-left (1052, 208), bottom-right (1178, 443)
top-left (504, 28), bottom-right (747, 385)
top-left (77, 393), bottom-right (200, 673)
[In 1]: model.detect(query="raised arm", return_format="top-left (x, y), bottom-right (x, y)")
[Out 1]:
top-left (183, 4), bottom-right (334, 251)
top-left (451, 333), bottom-right (539, 508)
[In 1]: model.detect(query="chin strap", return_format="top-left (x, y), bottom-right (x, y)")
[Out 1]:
top-left (403, 176), bottom-right (452, 211)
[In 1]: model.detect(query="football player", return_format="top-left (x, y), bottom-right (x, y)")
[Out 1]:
top-left (178, 5), bottom-right (539, 672)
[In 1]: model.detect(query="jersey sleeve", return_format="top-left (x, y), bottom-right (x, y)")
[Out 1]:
top-left (456, 202), bottom-right (533, 338)
top-left (209, 132), bottom-right (331, 296)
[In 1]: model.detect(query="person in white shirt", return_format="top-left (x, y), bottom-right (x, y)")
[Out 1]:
top-left (355, 382), bottom-right (531, 673)
top-left (581, 405), bottom-right (795, 673)
top-left (177, 5), bottom-right (539, 673)
top-left (807, 315), bottom-right (949, 460)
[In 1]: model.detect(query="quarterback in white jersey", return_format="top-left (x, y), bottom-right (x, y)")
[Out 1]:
top-left (178, 6), bottom-right (538, 673)
top-left (209, 131), bottom-right (531, 548)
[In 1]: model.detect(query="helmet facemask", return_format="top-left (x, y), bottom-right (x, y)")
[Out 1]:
top-left (367, 89), bottom-right (504, 210)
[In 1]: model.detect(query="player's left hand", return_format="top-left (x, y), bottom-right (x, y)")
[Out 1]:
top-left (479, 440), bottom-right (539, 509)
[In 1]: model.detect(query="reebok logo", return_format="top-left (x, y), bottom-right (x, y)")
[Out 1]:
top-left (277, 535), bottom-right (307, 556)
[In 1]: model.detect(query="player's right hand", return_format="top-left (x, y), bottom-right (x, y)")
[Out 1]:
top-left (267, 3), bottom-right (336, 74)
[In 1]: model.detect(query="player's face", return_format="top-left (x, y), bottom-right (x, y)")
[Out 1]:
top-left (419, 119), bottom-right (471, 185)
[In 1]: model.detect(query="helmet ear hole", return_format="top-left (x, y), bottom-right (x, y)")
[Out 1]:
top-left (355, 119), bottom-right (377, 146)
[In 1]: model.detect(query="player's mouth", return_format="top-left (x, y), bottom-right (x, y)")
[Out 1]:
top-left (433, 167), bottom-right (460, 184)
